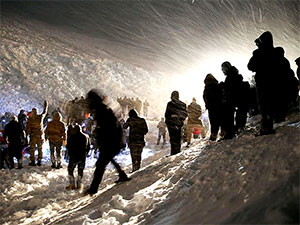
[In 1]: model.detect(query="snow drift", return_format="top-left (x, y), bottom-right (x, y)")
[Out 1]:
top-left (0, 115), bottom-right (299, 225)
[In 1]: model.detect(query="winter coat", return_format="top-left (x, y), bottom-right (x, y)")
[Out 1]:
top-left (203, 74), bottom-right (222, 111)
top-left (248, 31), bottom-right (297, 111)
top-left (187, 102), bottom-right (202, 125)
top-left (157, 120), bottom-right (167, 133)
top-left (67, 129), bottom-right (89, 161)
top-left (45, 112), bottom-right (66, 144)
top-left (248, 32), bottom-right (290, 89)
top-left (26, 104), bottom-right (48, 137)
top-left (223, 66), bottom-right (244, 107)
top-left (165, 99), bottom-right (187, 129)
top-left (17, 113), bottom-right (27, 130)
top-left (124, 111), bottom-right (148, 145)
top-left (4, 120), bottom-right (24, 144)
top-left (26, 114), bottom-right (45, 136)
top-left (93, 101), bottom-right (124, 155)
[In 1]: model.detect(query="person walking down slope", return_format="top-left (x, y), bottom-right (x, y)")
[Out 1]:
top-left (26, 100), bottom-right (48, 166)
top-left (45, 112), bottom-right (66, 169)
top-left (165, 91), bottom-right (187, 155)
top-left (66, 124), bottom-right (90, 190)
top-left (156, 117), bottom-right (167, 148)
top-left (186, 98), bottom-right (206, 147)
top-left (124, 109), bottom-right (148, 172)
top-left (4, 116), bottom-right (26, 169)
top-left (85, 90), bottom-right (130, 195)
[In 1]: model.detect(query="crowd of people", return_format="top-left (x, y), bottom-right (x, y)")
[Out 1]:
top-left (117, 96), bottom-right (149, 118)
top-left (0, 31), bottom-right (299, 195)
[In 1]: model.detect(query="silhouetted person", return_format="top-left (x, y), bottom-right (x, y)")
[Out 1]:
top-left (203, 74), bottom-right (222, 141)
top-left (296, 57), bottom-right (300, 82)
top-left (157, 117), bottom-right (167, 147)
top-left (4, 116), bottom-right (25, 169)
top-left (17, 110), bottom-right (27, 130)
top-left (66, 124), bottom-right (90, 190)
top-left (221, 61), bottom-right (249, 138)
top-left (0, 129), bottom-right (9, 169)
top-left (85, 90), bottom-right (130, 195)
top-left (165, 91), bottom-right (187, 155)
top-left (248, 31), bottom-right (293, 135)
top-left (124, 109), bottom-right (148, 172)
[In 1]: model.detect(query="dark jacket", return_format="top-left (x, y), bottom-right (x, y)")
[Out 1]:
top-left (124, 110), bottom-right (148, 145)
top-left (223, 66), bottom-right (244, 106)
top-left (248, 32), bottom-right (290, 89)
top-left (165, 99), bottom-right (187, 130)
top-left (203, 74), bottom-right (222, 111)
top-left (86, 90), bottom-right (124, 156)
top-left (4, 120), bottom-right (24, 144)
top-left (67, 126), bottom-right (89, 161)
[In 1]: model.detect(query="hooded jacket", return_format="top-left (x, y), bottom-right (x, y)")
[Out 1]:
top-left (165, 92), bottom-right (188, 129)
top-left (67, 125), bottom-right (89, 161)
top-left (124, 109), bottom-right (148, 145)
top-left (45, 112), bottom-right (66, 143)
top-left (203, 74), bottom-right (222, 110)
top-left (248, 31), bottom-right (290, 87)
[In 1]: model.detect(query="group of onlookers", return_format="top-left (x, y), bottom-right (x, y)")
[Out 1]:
top-left (0, 31), bottom-right (299, 195)
top-left (117, 96), bottom-right (149, 118)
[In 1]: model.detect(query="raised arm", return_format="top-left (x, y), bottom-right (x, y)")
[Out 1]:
top-left (41, 100), bottom-right (48, 116)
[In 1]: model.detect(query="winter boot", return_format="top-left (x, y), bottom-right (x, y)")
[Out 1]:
top-left (17, 159), bottom-right (23, 169)
top-left (56, 162), bottom-right (62, 169)
top-left (51, 162), bottom-right (56, 168)
top-left (29, 161), bottom-right (36, 166)
top-left (115, 172), bottom-right (131, 183)
top-left (37, 160), bottom-right (41, 166)
top-left (66, 175), bottom-right (76, 190)
top-left (76, 176), bottom-right (83, 190)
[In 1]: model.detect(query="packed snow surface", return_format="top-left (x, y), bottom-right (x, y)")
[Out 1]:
top-left (0, 116), bottom-right (299, 225)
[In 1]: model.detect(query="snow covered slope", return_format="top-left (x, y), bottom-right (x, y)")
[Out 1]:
top-left (1, 0), bottom-right (299, 115)
top-left (0, 16), bottom-right (172, 116)
top-left (0, 115), bottom-right (299, 225)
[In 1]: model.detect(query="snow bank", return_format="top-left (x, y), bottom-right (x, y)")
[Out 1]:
top-left (1, 115), bottom-right (299, 225)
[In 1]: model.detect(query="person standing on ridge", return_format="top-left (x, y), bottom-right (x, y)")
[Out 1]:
top-left (186, 98), bottom-right (206, 146)
top-left (203, 74), bottom-right (223, 141)
top-left (248, 31), bottom-right (293, 135)
top-left (165, 91), bottom-right (187, 155)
